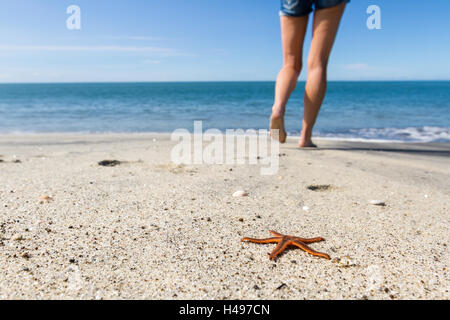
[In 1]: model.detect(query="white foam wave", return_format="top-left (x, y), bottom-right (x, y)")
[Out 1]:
top-left (317, 126), bottom-right (450, 143)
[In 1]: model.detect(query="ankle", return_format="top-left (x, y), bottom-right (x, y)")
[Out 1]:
top-left (300, 129), bottom-right (312, 142)
top-left (272, 105), bottom-right (285, 118)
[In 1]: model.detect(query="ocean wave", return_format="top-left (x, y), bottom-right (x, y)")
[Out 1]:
top-left (1, 126), bottom-right (449, 143)
top-left (316, 126), bottom-right (450, 143)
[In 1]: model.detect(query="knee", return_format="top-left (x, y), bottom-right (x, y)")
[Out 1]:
top-left (283, 55), bottom-right (302, 75)
top-left (307, 58), bottom-right (328, 76)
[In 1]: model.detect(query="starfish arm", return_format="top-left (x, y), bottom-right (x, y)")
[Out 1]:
top-left (293, 236), bottom-right (326, 244)
top-left (269, 230), bottom-right (284, 237)
top-left (241, 237), bottom-right (280, 244)
top-left (269, 240), bottom-right (290, 260)
top-left (291, 240), bottom-right (331, 260)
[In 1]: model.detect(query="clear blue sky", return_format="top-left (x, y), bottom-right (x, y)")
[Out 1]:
top-left (0, 0), bottom-right (449, 82)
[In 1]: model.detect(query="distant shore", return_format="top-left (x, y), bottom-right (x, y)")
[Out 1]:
top-left (0, 133), bottom-right (448, 299)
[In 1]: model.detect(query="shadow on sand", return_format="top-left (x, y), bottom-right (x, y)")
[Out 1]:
top-left (292, 141), bottom-right (450, 158)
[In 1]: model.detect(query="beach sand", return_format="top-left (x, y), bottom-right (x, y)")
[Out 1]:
top-left (0, 133), bottom-right (448, 300)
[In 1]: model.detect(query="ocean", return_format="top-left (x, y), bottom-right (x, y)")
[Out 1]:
top-left (0, 81), bottom-right (449, 142)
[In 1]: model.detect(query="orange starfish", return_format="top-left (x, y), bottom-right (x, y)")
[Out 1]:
top-left (241, 230), bottom-right (331, 260)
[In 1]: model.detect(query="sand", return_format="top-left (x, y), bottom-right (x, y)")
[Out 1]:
top-left (0, 133), bottom-right (448, 300)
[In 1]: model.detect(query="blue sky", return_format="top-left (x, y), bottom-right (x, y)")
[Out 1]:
top-left (0, 0), bottom-right (449, 82)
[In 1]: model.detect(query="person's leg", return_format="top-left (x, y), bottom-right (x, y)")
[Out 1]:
top-left (299, 2), bottom-right (346, 148)
top-left (271, 15), bottom-right (309, 143)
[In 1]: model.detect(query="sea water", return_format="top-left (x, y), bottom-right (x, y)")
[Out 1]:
top-left (0, 81), bottom-right (448, 142)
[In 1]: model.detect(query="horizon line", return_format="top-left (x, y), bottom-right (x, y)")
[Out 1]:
top-left (1, 79), bottom-right (450, 85)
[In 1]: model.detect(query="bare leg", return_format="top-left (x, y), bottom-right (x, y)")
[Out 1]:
top-left (299, 3), bottom-right (346, 148)
top-left (271, 15), bottom-right (309, 143)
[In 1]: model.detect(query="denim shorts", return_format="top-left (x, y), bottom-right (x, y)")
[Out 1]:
top-left (280, 0), bottom-right (350, 17)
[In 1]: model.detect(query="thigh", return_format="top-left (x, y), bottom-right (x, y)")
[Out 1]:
top-left (280, 15), bottom-right (309, 68)
top-left (315, 0), bottom-right (350, 11)
top-left (308, 2), bottom-right (346, 66)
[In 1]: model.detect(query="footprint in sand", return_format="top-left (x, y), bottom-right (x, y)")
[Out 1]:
top-left (0, 157), bottom-right (21, 164)
top-left (98, 160), bottom-right (122, 167)
top-left (307, 184), bottom-right (333, 192)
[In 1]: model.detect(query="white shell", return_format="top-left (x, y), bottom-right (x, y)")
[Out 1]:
top-left (233, 190), bottom-right (248, 198)
top-left (369, 200), bottom-right (386, 206)
top-left (338, 255), bottom-right (357, 267)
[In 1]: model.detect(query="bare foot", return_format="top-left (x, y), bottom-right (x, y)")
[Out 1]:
top-left (298, 139), bottom-right (317, 148)
top-left (270, 113), bottom-right (287, 144)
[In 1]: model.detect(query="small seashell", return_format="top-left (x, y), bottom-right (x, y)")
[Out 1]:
top-left (337, 255), bottom-right (357, 267)
top-left (369, 200), bottom-right (386, 206)
top-left (12, 234), bottom-right (23, 241)
top-left (21, 252), bottom-right (31, 259)
top-left (39, 195), bottom-right (53, 202)
top-left (302, 206), bottom-right (310, 212)
top-left (233, 190), bottom-right (248, 198)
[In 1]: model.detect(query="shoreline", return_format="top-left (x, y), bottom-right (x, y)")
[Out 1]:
top-left (0, 131), bottom-right (449, 145)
